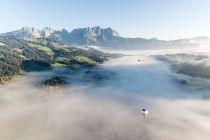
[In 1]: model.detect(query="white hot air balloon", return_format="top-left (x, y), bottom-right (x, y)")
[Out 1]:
top-left (141, 108), bottom-right (149, 118)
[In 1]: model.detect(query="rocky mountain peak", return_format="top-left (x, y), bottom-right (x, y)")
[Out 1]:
top-left (21, 27), bottom-right (36, 32)
top-left (41, 27), bottom-right (55, 37)
top-left (70, 26), bottom-right (119, 37)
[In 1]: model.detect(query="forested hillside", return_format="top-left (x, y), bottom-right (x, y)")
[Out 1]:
top-left (0, 36), bottom-right (112, 83)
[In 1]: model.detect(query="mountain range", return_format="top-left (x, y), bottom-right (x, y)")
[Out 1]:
top-left (1, 26), bottom-right (210, 49)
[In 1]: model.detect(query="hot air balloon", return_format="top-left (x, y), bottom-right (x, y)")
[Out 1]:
top-left (141, 108), bottom-right (149, 118)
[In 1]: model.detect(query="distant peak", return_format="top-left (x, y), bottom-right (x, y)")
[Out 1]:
top-left (20, 27), bottom-right (55, 32)
top-left (21, 27), bottom-right (36, 31)
top-left (43, 27), bottom-right (54, 31)
top-left (71, 26), bottom-right (120, 37)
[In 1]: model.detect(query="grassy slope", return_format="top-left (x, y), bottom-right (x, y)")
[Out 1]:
top-left (0, 37), bottom-right (111, 82)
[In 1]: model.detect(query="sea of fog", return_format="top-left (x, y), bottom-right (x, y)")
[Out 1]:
top-left (0, 47), bottom-right (210, 140)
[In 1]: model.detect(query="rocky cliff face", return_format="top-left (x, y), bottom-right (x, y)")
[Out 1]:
top-left (1, 27), bottom-right (55, 38)
top-left (68, 26), bottom-right (119, 45)
top-left (1, 26), bottom-right (120, 45)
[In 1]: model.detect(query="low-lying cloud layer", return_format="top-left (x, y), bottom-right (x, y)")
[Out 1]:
top-left (156, 53), bottom-right (210, 91)
top-left (0, 54), bottom-right (210, 140)
top-left (155, 53), bottom-right (210, 78)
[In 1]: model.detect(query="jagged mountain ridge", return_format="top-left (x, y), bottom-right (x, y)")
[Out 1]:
top-left (1, 26), bottom-right (208, 48)
top-left (1, 26), bottom-right (120, 46)
top-left (2, 27), bottom-right (55, 38)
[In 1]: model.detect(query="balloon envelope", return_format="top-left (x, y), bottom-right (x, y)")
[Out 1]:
top-left (141, 109), bottom-right (149, 117)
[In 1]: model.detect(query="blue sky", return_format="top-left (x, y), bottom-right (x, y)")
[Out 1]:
top-left (0, 0), bottom-right (210, 40)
